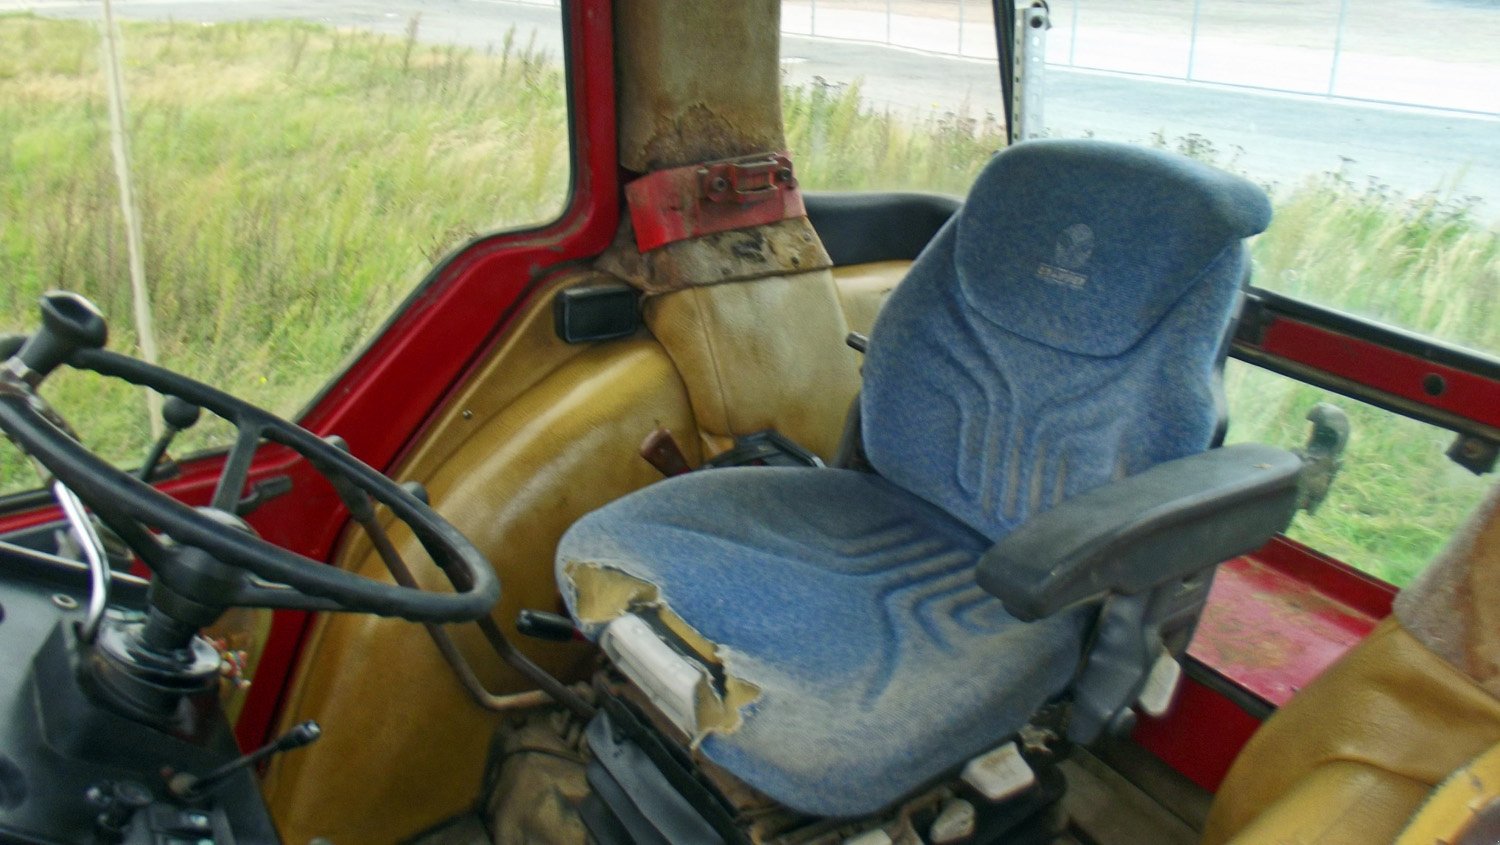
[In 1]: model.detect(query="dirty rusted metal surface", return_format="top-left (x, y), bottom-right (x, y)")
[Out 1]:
top-left (596, 215), bottom-right (831, 294)
top-left (1189, 544), bottom-right (1394, 708)
top-left (626, 152), bottom-right (806, 252)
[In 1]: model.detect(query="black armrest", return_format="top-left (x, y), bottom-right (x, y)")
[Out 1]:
top-left (976, 443), bottom-right (1302, 622)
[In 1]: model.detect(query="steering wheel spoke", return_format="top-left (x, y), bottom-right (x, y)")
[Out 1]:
top-left (232, 581), bottom-right (347, 613)
top-left (211, 421), bottom-right (265, 513)
top-left (92, 505), bottom-right (170, 572)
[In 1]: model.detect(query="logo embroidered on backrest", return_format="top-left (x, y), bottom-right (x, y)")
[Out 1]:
top-left (1036, 223), bottom-right (1094, 288)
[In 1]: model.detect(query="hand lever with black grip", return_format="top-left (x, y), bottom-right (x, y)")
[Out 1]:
top-left (139, 396), bottom-right (204, 482)
top-left (167, 721), bottom-right (321, 801)
top-left (10, 292), bottom-right (108, 385)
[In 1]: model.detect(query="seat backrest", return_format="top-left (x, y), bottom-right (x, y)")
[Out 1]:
top-left (861, 139), bottom-right (1272, 540)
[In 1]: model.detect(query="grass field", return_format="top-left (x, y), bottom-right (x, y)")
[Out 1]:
top-left (3, 14), bottom-right (1495, 586)
top-left (0, 14), bottom-right (569, 472)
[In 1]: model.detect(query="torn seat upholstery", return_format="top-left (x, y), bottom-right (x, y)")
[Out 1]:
top-left (556, 140), bottom-right (1295, 820)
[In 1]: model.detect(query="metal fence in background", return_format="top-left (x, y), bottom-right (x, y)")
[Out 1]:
top-left (779, 0), bottom-right (1500, 116)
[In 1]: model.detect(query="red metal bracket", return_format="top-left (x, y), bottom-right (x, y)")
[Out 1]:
top-left (625, 152), bottom-right (806, 252)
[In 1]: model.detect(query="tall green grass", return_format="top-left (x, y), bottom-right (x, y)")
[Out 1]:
top-left (1144, 134), bottom-right (1498, 585)
top-left (3, 15), bottom-right (1494, 585)
top-left (1, 14), bottom-right (569, 481)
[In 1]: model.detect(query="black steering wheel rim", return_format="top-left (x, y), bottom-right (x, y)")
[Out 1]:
top-left (0, 345), bottom-right (500, 624)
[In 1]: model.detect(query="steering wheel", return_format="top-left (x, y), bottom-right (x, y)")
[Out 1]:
top-left (0, 292), bottom-right (499, 624)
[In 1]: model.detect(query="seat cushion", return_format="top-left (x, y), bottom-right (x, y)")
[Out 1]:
top-left (557, 466), bottom-right (1089, 818)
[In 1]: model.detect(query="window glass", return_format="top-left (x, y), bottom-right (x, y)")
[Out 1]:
top-left (779, 0), bottom-right (1005, 194)
top-left (1224, 361), bottom-right (1491, 587)
top-left (1040, 0), bottom-right (1498, 356)
top-left (1, 4), bottom-right (569, 495)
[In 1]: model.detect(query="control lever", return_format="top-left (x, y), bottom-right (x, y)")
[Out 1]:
top-left (138, 395), bottom-right (202, 482)
top-left (314, 436), bottom-right (596, 720)
top-left (1293, 403), bottom-right (1349, 515)
top-left (640, 427), bottom-right (692, 477)
top-left (7, 291), bottom-right (108, 385)
top-left (167, 720), bottom-right (321, 801)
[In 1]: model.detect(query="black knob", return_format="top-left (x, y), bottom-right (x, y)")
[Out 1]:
top-left (161, 395), bottom-right (202, 432)
top-left (15, 292), bottom-right (107, 383)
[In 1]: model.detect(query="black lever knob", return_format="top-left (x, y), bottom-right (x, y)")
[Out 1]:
top-left (517, 609), bottom-right (582, 642)
top-left (13, 292), bottom-right (107, 383)
top-left (139, 396), bottom-right (204, 482)
top-left (161, 395), bottom-right (202, 432)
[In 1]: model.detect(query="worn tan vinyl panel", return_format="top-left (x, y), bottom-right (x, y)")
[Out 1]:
top-left (263, 334), bottom-right (700, 844)
top-left (1202, 620), bottom-right (1500, 845)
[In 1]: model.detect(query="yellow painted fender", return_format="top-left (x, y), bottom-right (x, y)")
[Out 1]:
top-left (1397, 740), bottom-right (1500, 845)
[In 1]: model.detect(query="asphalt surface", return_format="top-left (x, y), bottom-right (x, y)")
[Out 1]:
top-left (9, 0), bottom-right (1499, 213)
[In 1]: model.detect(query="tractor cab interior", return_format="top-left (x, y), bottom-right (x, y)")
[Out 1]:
top-left (0, 1), bottom-right (1498, 844)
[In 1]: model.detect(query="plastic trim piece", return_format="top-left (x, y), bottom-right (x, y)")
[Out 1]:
top-left (553, 282), bottom-right (641, 344)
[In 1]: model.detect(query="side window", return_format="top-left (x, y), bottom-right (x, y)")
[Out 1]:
top-left (1044, 0), bottom-right (1497, 585)
top-left (1, 6), bottom-right (569, 495)
top-left (1042, 0), bottom-right (1497, 356)
top-left (775, 1), bottom-right (1497, 586)
top-left (1224, 362), bottom-right (1492, 586)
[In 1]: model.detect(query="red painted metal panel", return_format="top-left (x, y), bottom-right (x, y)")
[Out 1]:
top-left (1135, 537), bottom-right (1395, 789)
top-left (1254, 535), bottom-right (1396, 620)
top-left (1190, 552), bottom-right (1387, 708)
top-left (1257, 316), bottom-right (1500, 430)
top-left (1133, 675), bottom-right (1263, 792)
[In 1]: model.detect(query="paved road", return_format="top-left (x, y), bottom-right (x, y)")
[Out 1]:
top-left (779, 36), bottom-right (1500, 211)
top-left (10, 0), bottom-right (1499, 214)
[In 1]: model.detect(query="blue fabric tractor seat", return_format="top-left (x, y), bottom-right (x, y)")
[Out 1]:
top-left (556, 140), bottom-right (1299, 820)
